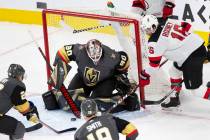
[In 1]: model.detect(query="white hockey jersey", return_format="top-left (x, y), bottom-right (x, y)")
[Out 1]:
top-left (145, 18), bottom-right (204, 75)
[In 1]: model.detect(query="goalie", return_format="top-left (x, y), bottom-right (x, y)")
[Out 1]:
top-left (47, 39), bottom-right (140, 113)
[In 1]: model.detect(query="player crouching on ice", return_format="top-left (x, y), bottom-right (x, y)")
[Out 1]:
top-left (0, 64), bottom-right (39, 140)
top-left (43, 39), bottom-right (140, 113)
top-left (139, 15), bottom-right (208, 108)
top-left (74, 99), bottom-right (139, 140)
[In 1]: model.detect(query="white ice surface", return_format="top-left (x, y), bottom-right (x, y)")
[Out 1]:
top-left (0, 22), bottom-right (210, 140)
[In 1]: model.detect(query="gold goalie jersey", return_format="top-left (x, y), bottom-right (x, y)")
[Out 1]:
top-left (55, 43), bottom-right (130, 86)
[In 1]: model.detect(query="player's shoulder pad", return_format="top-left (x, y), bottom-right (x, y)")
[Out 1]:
top-left (8, 78), bottom-right (26, 90)
top-left (60, 44), bottom-right (84, 61)
top-left (116, 51), bottom-right (130, 72)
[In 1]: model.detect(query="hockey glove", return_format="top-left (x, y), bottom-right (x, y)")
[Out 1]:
top-left (139, 70), bottom-right (150, 87)
top-left (23, 101), bottom-right (39, 123)
top-left (115, 74), bottom-right (131, 95)
top-left (124, 93), bottom-right (140, 111)
top-left (162, 1), bottom-right (175, 19)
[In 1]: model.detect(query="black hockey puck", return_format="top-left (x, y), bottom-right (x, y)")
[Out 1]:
top-left (71, 118), bottom-right (76, 121)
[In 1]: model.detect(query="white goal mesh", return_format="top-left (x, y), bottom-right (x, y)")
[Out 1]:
top-left (42, 9), bottom-right (170, 107)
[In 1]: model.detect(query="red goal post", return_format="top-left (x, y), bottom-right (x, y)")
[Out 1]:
top-left (42, 9), bottom-right (145, 107)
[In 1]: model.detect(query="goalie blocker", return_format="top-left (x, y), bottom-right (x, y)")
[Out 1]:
top-left (48, 57), bottom-right (71, 89)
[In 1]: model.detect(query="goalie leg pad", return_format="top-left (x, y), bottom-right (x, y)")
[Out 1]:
top-left (42, 90), bottom-right (60, 110)
top-left (53, 89), bottom-right (84, 112)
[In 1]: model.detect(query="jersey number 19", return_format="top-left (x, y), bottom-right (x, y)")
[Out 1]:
top-left (87, 127), bottom-right (113, 140)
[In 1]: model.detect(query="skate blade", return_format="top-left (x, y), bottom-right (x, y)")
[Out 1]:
top-left (161, 105), bottom-right (182, 112)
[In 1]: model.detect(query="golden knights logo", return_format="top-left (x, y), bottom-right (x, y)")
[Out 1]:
top-left (84, 67), bottom-right (100, 86)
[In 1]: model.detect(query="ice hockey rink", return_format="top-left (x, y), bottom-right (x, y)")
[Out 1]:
top-left (0, 21), bottom-right (210, 140)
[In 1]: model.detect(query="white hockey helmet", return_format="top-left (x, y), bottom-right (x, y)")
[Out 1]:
top-left (86, 39), bottom-right (102, 65)
top-left (141, 15), bottom-right (159, 34)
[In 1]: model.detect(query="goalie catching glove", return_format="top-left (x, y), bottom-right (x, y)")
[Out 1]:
top-left (115, 74), bottom-right (132, 95)
top-left (23, 101), bottom-right (39, 123)
top-left (115, 74), bottom-right (140, 111)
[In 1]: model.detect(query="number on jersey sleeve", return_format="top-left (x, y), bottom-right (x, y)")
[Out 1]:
top-left (171, 22), bottom-right (191, 41)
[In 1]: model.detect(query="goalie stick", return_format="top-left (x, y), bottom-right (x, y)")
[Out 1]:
top-left (37, 47), bottom-right (81, 118)
top-left (39, 119), bottom-right (77, 134)
top-left (28, 30), bottom-right (81, 118)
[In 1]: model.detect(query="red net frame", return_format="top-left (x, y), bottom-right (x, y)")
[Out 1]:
top-left (42, 9), bottom-right (145, 107)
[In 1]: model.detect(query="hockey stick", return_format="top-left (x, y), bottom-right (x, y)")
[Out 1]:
top-left (28, 30), bottom-right (81, 118)
top-left (25, 123), bottom-right (43, 132)
top-left (37, 47), bottom-right (81, 118)
top-left (38, 119), bottom-right (77, 134)
top-left (144, 80), bottom-right (184, 105)
top-left (104, 59), bottom-right (169, 110)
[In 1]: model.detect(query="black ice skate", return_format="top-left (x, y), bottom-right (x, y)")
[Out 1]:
top-left (161, 92), bottom-right (180, 108)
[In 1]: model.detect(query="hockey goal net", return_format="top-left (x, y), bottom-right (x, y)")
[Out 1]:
top-left (42, 9), bottom-right (170, 107)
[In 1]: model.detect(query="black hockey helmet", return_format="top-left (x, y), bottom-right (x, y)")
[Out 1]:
top-left (81, 99), bottom-right (98, 117)
top-left (8, 64), bottom-right (25, 78)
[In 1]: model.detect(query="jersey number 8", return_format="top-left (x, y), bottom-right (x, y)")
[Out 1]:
top-left (87, 127), bottom-right (113, 140)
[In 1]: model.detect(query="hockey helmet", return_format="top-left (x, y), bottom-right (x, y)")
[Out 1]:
top-left (86, 39), bottom-right (102, 65)
top-left (141, 15), bottom-right (159, 34)
top-left (81, 99), bottom-right (98, 117)
top-left (8, 64), bottom-right (25, 79)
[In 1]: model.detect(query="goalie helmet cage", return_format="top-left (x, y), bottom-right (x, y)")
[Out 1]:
top-left (42, 9), bottom-right (145, 107)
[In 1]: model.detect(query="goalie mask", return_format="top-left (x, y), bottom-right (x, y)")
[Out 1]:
top-left (86, 39), bottom-right (102, 65)
top-left (141, 15), bottom-right (159, 34)
top-left (8, 64), bottom-right (25, 79)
